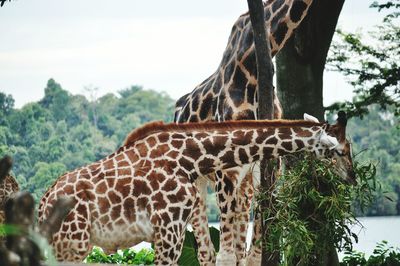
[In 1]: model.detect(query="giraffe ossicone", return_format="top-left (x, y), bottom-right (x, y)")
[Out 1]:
top-left (38, 114), bottom-right (354, 265)
top-left (304, 113), bottom-right (320, 123)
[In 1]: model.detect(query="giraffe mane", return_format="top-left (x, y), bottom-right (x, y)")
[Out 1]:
top-left (123, 121), bottom-right (167, 146)
top-left (123, 119), bottom-right (323, 147)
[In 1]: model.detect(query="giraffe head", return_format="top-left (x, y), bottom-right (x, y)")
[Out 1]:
top-left (0, 156), bottom-right (12, 183)
top-left (304, 111), bottom-right (356, 185)
top-left (0, 156), bottom-right (16, 207)
top-left (0, 155), bottom-right (20, 224)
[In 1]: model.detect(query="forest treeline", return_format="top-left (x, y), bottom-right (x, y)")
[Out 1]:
top-left (0, 79), bottom-right (399, 219)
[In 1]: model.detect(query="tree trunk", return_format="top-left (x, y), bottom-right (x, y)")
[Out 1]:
top-left (246, 0), bottom-right (278, 265)
top-left (247, 0), bottom-right (274, 120)
top-left (276, 0), bottom-right (345, 121)
top-left (276, 1), bottom-right (345, 265)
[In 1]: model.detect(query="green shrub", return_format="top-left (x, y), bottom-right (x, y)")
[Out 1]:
top-left (341, 241), bottom-right (400, 266)
top-left (85, 246), bottom-right (154, 265)
top-left (84, 227), bottom-right (219, 265)
top-left (259, 155), bottom-right (378, 265)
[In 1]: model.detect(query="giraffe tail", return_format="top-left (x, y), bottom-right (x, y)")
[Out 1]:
top-left (39, 196), bottom-right (76, 242)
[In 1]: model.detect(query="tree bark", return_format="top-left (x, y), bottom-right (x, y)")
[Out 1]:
top-left (276, 0), bottom-right (345, 121)
top-left (247, 0), bottom-right (274, 120)
top-left (276, 1), bottom-right (345, 265)
top-left (246, 0), bottom-right (278, 265)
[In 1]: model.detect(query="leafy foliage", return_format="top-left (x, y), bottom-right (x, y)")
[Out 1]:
top-left (85, 247), bottom-right (154, 265)
top-left (327, 0), bottom-right (400, 118)
top-left (178, 227), bottom-right (220, 266)
top-left (261, 155), bottom-right (378, 265)
top-left (84, 227), bottom-right (219, 265)
top-left (341, 241), bottom-right (400, 266)
top-left (346, 105), bottom-right (400, 216)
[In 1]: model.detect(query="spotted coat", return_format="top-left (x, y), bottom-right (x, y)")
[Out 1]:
top-left (38, 118), bottom-right (354, 265)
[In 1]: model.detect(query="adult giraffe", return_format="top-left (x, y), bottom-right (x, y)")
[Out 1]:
top-left (174, 0), bottom-right (314, 265)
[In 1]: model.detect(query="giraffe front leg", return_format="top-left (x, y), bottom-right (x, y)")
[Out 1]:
top-left (235, 173), bottom-right (254, 266)
top-left (215, 171), bottom-right (237, 266)
top-left (190, 184), bottom-right (216, 265)
top-left (153, 221), bottom-right (185, 266)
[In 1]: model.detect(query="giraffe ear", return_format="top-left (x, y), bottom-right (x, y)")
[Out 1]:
top-left (304, 113), bottom-right (320, 123)
top-left (320, 133), bottom-right (340, 150)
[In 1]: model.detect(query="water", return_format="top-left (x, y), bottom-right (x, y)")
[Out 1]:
top-left (131, 216), bottom-right (400, 258)
top-left (346, 216), bottom-right (400, 256)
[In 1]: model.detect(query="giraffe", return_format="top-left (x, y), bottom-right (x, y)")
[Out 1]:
top-left (38, 112), bottom-right (354, 265)
top-left (174, 0), bottom-right (314, 264)
top-left (0, 156), bottom-right (20, 225)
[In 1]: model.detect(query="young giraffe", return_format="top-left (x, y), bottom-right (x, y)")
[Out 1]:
top-left (0, 156), bottom-right (20, 225)
top-left (38, 112), bottom-right (354, 265)
top-left (174, 0), bottom-right (314, 264)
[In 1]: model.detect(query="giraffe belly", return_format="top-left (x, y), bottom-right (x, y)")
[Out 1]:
top-left (205, 164), bottom-right (259, 191)
top-left (90, 212), bottom-right (154, 253)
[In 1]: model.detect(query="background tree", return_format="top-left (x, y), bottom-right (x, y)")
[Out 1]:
top-left (246, 0), bottom-right (278, 264)
top-left (276, 0), bottom-right (345, 121)
top-left (327, 0), bottom-right (400, 118)
top-left (275, 1), bottom-right (345, 265)
top-left (0, 79), bottom-right (175, 203)
top-left (0, 0), bottom-right (11, 7)
top-left (275, 0), bottom-right (400, 264)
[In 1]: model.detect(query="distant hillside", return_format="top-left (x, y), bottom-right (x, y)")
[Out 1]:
top-left (347, 106), bottom-right (400, 216)
top-left (0, 80), bottom-right (399, 217)
top-left (0, 79), bottom-right (175, 202)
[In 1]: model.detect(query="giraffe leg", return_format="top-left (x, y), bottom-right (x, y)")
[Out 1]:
top-left (190, 185), bottom-right (216, 265)
top-left (52, 207), bottom-right (92, 262)
top-left (215, 171), bottom-right (237, 266)
top-left (245, 209), bottom-right (262, 266)
top-left (153, 220), bottom-right (186, 266)
top-left (234, 173), bottom-right (254, 266)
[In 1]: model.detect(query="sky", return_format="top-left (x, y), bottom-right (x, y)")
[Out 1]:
top-left (0, 0), bottom-right (384, 108)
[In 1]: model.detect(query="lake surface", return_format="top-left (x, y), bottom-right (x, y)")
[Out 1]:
top-left (132, 216), bottom-right (400, 259)
top-left (343, 216), bottom-right (400, 256)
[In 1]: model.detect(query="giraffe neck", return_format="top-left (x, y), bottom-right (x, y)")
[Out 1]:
top-left (0, 175), bottom-right (19, 224)
top-left (170, 121), bottom-right (322, 178)
top-left (173, 0), bottom-right (314, 123)
top-left (264, 0), bottom-right (314, 55)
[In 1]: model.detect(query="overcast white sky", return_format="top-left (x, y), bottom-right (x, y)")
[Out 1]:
top-left (0, 0), bottom-right (384, 108)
